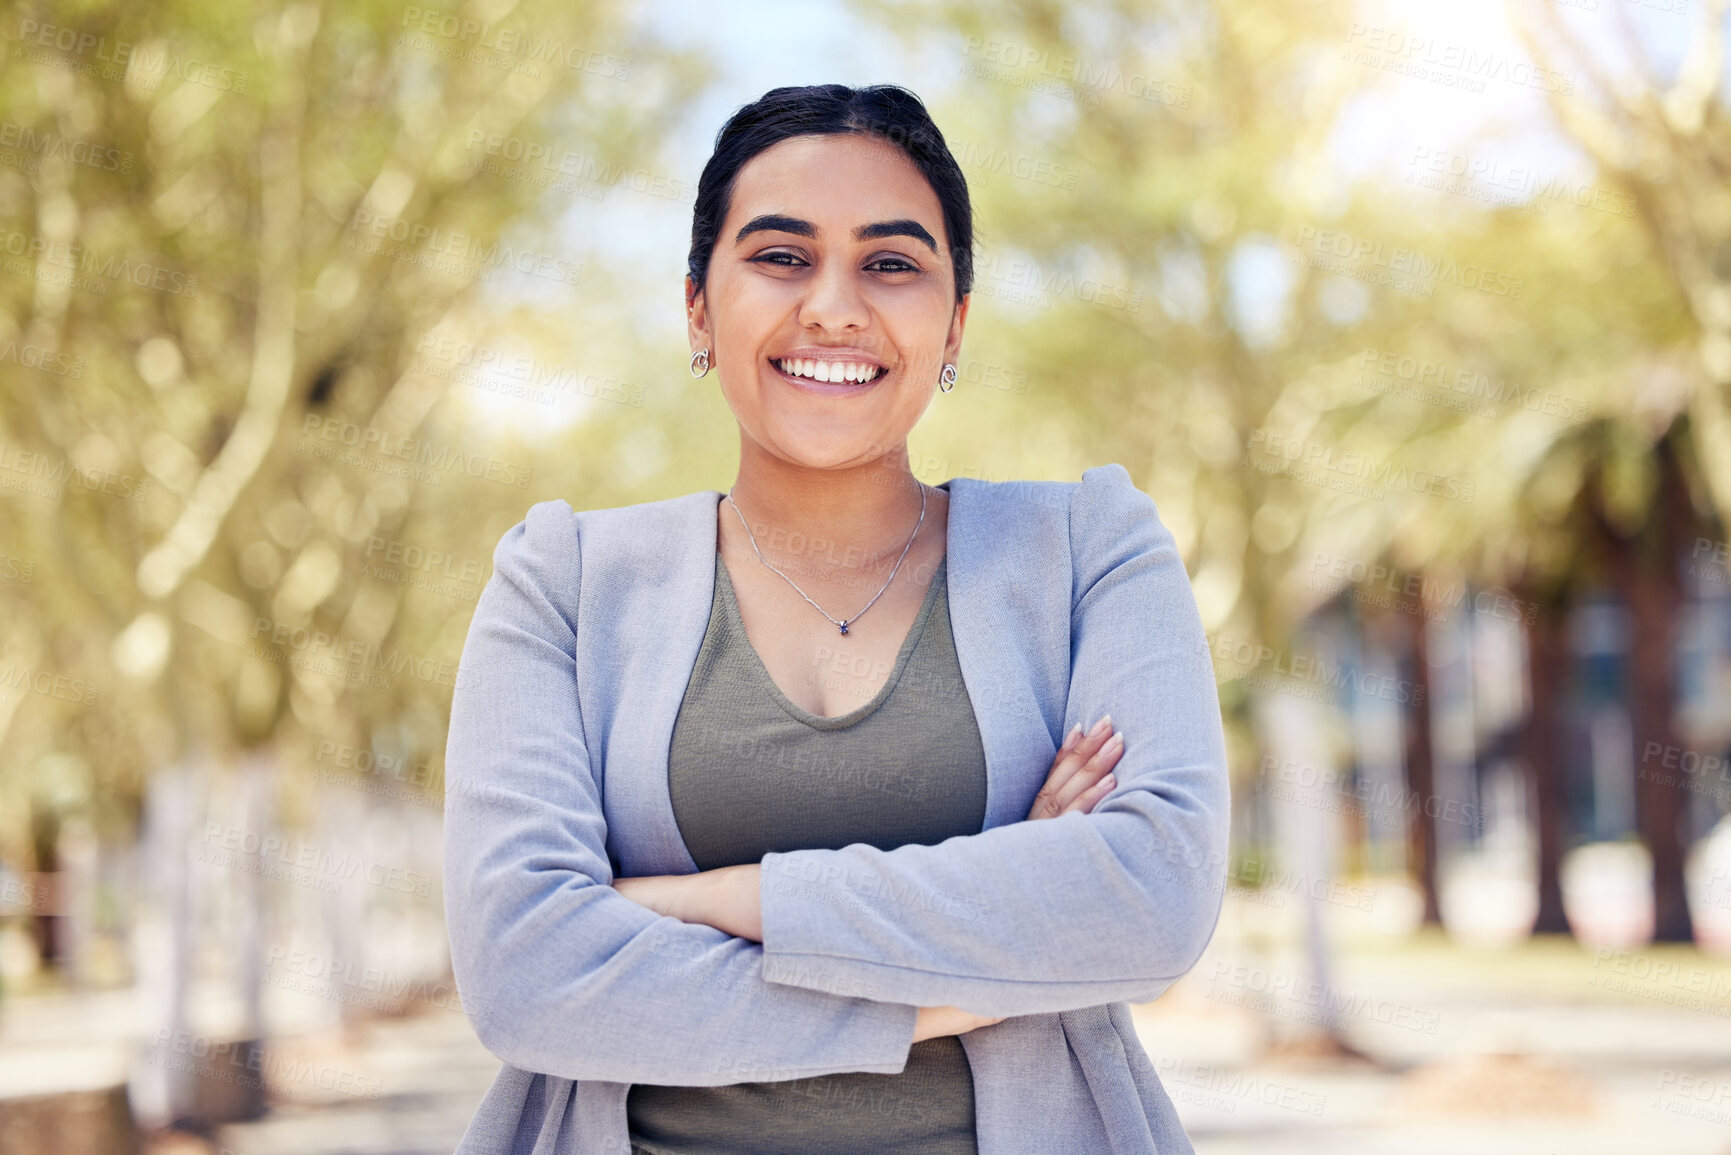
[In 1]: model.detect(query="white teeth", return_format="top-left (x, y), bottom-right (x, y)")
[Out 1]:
top-left (777, 358), bottom-right (882, 384)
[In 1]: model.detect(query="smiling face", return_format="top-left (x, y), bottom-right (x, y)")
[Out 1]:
top-left (688, 132), bottom-right (969, 471)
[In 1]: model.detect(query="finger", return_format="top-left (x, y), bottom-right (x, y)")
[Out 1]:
top-left (1029, 718), bottom-right (1117, 819)
top-left (1050, 731), bottom-right (1123, 812)
top-left (1045, 716), bottom-right (1114, 794)
top-left (1063, 772), bottom-right (1117, 817)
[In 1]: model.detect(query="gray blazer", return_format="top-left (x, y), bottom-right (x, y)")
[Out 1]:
top-left (443, 463), bottom-right (1231, 1154)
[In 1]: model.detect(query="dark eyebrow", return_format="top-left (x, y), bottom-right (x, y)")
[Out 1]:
top-left (854, 219), bottom-right (938, 253)
top-left (734, 213), bottom-right (939, 255)
top-left (735, 214), bottom-right (814, 243)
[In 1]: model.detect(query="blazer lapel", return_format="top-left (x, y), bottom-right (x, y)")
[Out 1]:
top-left (942, 479), bottom-right (1067, 832)
top-left (587, 478), bottom-right (1067, 880)
top-left (580, 489), bottom-right (720, 879)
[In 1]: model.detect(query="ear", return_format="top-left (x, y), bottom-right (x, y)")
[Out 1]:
top-left (941, 293), bottom-right (970, 366)
top-left (686, 275), bottom-right (711, 356)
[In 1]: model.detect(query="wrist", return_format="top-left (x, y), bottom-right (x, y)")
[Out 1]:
top-left (698, 863), bottom-right (763, 941)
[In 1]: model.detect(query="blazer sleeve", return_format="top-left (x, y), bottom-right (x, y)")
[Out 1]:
top-left (442, 500), bottom-right (919, 1085)
top-left (756, 464), bottom-right (1231, 1017)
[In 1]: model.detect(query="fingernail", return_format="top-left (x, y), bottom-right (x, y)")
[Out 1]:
top-left (1062, 723), bottom-right (1082, 749)
top-left (1088, 715), bottom-right (1112, 737)
top-left (1100, 774), bottom-right (1116, 789)
top-left (1105, 732), bottom-right (1124, 751)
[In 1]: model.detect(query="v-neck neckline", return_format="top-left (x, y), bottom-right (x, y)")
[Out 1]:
top-left (713, 551), bottom-right (948, 731)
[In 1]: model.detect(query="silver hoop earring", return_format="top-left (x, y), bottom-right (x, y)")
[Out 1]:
top-left (938, 363), bottom-right (957, 393)
top-left (689, 348), bottom-right (710, 378)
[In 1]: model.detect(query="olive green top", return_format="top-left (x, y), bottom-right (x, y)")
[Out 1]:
top-left (627, 552), bottom-right (989, 1155)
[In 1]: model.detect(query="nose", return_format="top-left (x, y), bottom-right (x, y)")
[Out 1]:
top-left (796, 258), bottom-right (869, 333)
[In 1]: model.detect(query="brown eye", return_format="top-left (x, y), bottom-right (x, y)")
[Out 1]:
top-left (867, 256), bottom-right (919, 274)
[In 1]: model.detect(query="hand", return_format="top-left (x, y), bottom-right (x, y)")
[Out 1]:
top-left (912, 1005), bottom-right (1005, 1043)
top-left (1026, 715), bottom-right (1123, 822)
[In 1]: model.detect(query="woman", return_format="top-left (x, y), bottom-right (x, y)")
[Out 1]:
top-left (443, 84), bottom-right (1230, 1155)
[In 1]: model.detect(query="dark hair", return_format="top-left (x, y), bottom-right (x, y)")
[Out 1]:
top-left (687, 84), bottom-right (973, 306)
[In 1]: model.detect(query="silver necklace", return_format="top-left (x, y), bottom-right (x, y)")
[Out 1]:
top-left (726, 482), bottom-right (926, 636)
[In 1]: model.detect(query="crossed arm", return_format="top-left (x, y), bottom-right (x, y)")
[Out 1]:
top-left (612, 716), bottom-right (1128, 941)
top-left (443, 467), bottom-right (1230, 1084)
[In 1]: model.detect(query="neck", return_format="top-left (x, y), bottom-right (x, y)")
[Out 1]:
top-left (727, 440), bottom-right (929, 567)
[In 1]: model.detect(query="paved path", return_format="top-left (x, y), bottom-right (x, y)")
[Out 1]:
top-left (7, 916), bottom-right (1729, 1153)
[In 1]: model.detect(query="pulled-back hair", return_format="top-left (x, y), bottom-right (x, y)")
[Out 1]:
top-left (687, 84), bottom-right (973, 305)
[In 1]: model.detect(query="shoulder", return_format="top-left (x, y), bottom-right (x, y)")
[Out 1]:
top-left (1068, 464), bottom-right (1170, 551)
top-left (488, 489), bottom-right (715, 598)
top-left (1064, 466), bottom-right (1184, 603)
top-left (956, 465), bottom-right (1168, 554)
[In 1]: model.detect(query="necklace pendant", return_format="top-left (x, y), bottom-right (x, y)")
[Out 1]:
top-left (839, 622), bottom-right (850, 635)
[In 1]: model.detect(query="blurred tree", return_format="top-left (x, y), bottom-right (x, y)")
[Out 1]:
top-left (866, 0), bottom-right (1693, 1003)
top-left (0, 0), bottom-right (706, 1123)
top-left (1513, 0), bottom-right (1728, 942)
top-left (0, 0), bottom-right (700, 935)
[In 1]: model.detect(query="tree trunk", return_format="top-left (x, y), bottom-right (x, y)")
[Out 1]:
top-left (1628, 567), bottom-right (1691, 942)
top-left (1621, 437), bottom-right (1694, 942)
top-left (1520, 593), bottom-right (1572, 935)
top-left (1401, 608), bottom-right (1442, 925)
